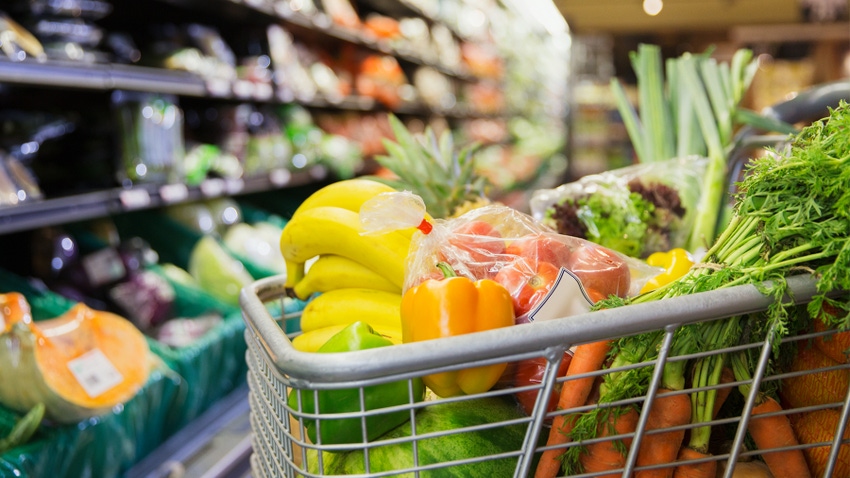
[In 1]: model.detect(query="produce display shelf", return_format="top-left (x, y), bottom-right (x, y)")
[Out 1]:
top-left (155, 0), bottom-right (475, 81)
top-left (0, 59), bottom-right (207, 96)
top-left (241, 273), bottom-right (850, 477)
top-left (0, 166), bottom-right (326, 235)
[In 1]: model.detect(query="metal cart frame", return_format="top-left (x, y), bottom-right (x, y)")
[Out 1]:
top-left (242, 273), bottom-right (850, 477)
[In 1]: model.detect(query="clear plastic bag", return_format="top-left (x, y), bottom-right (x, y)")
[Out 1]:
top-left (530, 156), bottom-right (708, 258)
top-left (361, 192), bottom-right (659, 322)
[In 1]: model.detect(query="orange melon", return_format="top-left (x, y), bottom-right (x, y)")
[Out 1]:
top-left (793, 408), bottom-right (850, 478)
top-left (780, 345), bottom-right (850, 410)
top-left (0, 293), bottom-right (151, 423)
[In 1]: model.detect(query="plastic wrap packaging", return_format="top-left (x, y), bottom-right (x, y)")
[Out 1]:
top-left (361, 192), bottom-right (659, 323)
top-left (0, 274), bottom-right (186, 478)
top-left (530, 156), bottom-right (708, 259)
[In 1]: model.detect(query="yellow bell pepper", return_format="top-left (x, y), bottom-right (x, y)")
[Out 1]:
top-left (400, 263), bottom-right (515, 397)
top-left (640, 248), bottom-right (694, 293)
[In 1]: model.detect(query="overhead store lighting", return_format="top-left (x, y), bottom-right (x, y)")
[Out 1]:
top-left (643, 0), bottom-right (664, 16)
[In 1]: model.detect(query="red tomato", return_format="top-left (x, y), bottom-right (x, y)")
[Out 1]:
top-left (514, 352), bottom-right (573, 417)
top-left (567, 245), bottom-right (631, 298)
top-left (505, 234), bottom-right (572, 268)
top-left (445, 220), bottom-right (505, 278)
top-left (494, 257), bottom-right (560, 316)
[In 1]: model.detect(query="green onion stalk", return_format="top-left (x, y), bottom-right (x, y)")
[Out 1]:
top-left (566, 101), bottom-right (850, 463)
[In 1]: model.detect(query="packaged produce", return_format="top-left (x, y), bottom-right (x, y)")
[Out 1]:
top-left (0, 293), bottom-right (151, 424)
top-left (188, 236), bottom-right (253, 307)
top-left (530, 156), bottom-right (708, 258)
top-left (153, 313), bottom-right (223, 347)
top-left (287, 321), bottom-right (425, 446)
top-left (112, 91), bottom-right (185, 185)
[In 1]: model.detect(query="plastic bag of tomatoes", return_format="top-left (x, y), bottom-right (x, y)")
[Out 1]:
top-left (404, 202), bottom-right (657, 313)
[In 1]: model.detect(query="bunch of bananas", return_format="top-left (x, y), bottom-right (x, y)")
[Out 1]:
top-left (280, 179), bottom-right (414, 352)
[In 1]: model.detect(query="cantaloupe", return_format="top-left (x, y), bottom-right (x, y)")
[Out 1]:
top-left (0, 293), bottom-right (151, 424)
top-left (780, 345), bottom-right (850, 410)
top-left (793, 408), bottom-right (850, 478)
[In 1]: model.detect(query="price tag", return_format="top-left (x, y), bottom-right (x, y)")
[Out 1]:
top-left (67, 349), bottom-right (124, 398)
top-left (200, 178), bottom-right (225, 197)
top-left (206, 78), bottom-right (231, 97)
top-left (225, 178), bottom-right (245, 194)
top-left (269, 168), bottom-right (291, 186)
top-left (254, 83), bottom-right (273, 101)
top-left (82, 248), bottom-right (127, 287)
top-left (119, 188), bottom-right (151, 209)
top-left (526, 268), bottom-right (594, 323)
top-left (232, 80), bottom-right (254, 99)
top-left (159, 183), bottom-right (189, 203)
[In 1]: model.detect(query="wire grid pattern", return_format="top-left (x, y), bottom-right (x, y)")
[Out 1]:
top-left (242, 274), bottom-right (850, 477)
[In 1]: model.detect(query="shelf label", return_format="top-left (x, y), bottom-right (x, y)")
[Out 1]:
top-left (269, 168), bottom-right (291, 186)
top-left (206, 78), bottom-right (232, 97)
top-left (200, 178), bottom-right (226, 197)
top-left (233, 80), bottom-right (254, 99)
top-left (254, 83), bottom-right (273, 101)
top-left (225, 178), bottom-right (245, 194)
top-left (67, 348), bottom-right (124, 398)
top-left (119, 188), bottom-right (151, 209)
top-left (159, 183), bottom-right (189, 203)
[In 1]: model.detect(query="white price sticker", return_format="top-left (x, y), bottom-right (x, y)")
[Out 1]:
top-left (159, 183), bottom-right (189, 203)
top-left (526, 268), bottom-right (594, 323)
top-left (200, 178), bottom-right (225, 197)
top-left (232, 80), bottom-right (254, 99)
top-left (269, 168), bottom-right (291, 186)
top-left (67, 349), bottom-right (124, 398)
top-left (254, 83), bottom-right (273, 101)
top-left (81, 248), bottom-right (126, 287)
top-left (119, 188), bottom-right (151, 209)
top-left (225, 178), bottom-right (245, 195)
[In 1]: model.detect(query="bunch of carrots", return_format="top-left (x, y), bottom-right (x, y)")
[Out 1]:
top-left (534, 101), bottom-right (850, 477)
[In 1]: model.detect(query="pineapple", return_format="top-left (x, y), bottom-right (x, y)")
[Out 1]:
top-left (365, 114), bottom-right (492, 219)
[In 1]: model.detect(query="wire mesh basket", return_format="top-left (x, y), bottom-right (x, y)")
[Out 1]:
top-left (241, 272), bottom-right (850, 478)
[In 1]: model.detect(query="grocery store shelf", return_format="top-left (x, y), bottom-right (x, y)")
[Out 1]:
top-left (0, 167), bottom-right (327, 236)
top-left (0, 59), bottom-right (207, 96)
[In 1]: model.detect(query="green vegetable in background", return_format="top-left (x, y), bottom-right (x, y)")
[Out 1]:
top-left (0, 403), bottom-right (44, 453)
top-left (287, 321), bottom-right (425, 447)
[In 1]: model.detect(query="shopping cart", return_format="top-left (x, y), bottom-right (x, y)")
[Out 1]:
top-left (241, 81), bottom-right (850, 478)
top-left (242, 273), bottom-right (850, 477)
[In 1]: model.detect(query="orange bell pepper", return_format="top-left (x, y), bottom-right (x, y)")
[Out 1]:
top-left (400, 263), bottom-right (515, 397)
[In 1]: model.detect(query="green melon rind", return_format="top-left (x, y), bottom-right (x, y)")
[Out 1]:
top-left (306, 396), bottom-right (536, 477)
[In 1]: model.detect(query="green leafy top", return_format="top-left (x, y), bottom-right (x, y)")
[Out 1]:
top-left (560, 100), bottom-right (850, 474)
top-left (365, 114), bottom-right (490, 219)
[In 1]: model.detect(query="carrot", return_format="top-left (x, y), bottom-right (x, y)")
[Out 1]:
top-left (672, 446), bottom-right (717, 478)
top-left (635, 389), bottom-right (692, 478)
top-left (534, 340), bottom-right (612, 478)
top-left (579, 406), bottom-right (639, 478)
top-left (748, 395), bottom-right (812, 478)
top-left (712, 367), bottom-right (735, 418)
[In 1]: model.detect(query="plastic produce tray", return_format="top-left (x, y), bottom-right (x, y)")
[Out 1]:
top-left (241, 272), bottom-right (850, 477)
top-left (0, 270), bottom-right (186, 478)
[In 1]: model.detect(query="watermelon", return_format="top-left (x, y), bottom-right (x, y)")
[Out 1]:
top-left (305, 396), bottom-right (537, 476)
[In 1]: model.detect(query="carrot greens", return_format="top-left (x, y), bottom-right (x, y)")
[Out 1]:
top-left (557, 100), bottom-right (850, 475)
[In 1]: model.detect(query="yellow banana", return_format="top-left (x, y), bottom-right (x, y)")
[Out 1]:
top-left (292, 178), bottom-right (398, 217)
top-left (299, 288), bottom-right (402, 332)
top-left (280, 206), bottom-right (409, 288)
top-left (292, 323), bottom-right (402, 353)
top-left (293, 254), bottom-right (401, 300)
